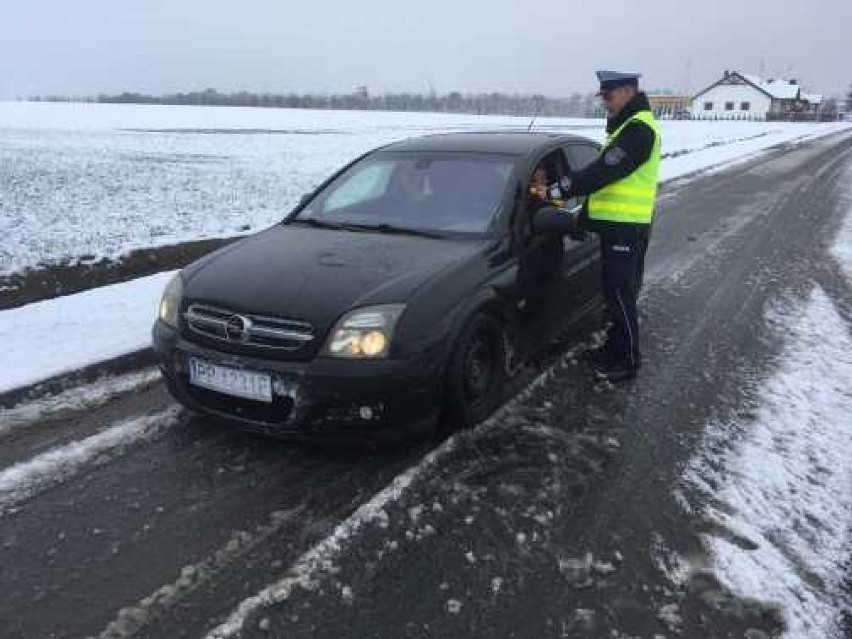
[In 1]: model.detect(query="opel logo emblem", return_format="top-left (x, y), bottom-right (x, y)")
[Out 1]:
top-left (225, 314), bottom-right (252, 342)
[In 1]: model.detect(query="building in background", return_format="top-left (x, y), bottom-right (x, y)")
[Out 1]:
top-left (647, 94), bottom-right (693, 119)
top-left (691, 70), bottom-right (828, 121)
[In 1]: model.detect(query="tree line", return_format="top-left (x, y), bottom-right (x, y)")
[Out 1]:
top-left (22, 84), bottom-right (852, 119)
top-left (23, 87), bottom-right (606, 117)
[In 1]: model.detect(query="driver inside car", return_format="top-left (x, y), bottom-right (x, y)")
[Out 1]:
top-left (513, 158), bottom-right (569, 363)
top-left (528, 165), bottom-right (566, 208)
top-left (387, 165), bottom-right (432, 208)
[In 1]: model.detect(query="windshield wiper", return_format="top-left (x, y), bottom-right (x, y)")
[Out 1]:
top-left (344, 223), bottom-right (444, 239)
top-left (288, 218), bottom-right (443, 238)
top-left (287, 218), bottom-right (347, 230)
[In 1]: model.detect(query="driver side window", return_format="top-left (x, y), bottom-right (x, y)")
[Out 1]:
top-left (562, 144), bottom-right (600, 211)
top-left (564, 144), bottom-right (599, 171)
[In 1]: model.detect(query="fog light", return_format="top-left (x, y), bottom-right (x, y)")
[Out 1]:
top-left (359, 406), bottom-right (374, 420)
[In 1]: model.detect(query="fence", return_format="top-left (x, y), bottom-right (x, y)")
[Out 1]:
top-left (689, 111), bottom-right (840, 122)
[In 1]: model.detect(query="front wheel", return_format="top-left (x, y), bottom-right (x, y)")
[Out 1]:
top-left (444, 312), bottom-right (507, 429)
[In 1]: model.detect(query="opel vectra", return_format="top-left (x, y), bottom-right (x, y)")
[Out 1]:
top-left (152, 132), bottom-right (603, 440)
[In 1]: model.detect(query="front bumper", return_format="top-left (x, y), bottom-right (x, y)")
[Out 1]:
top-left (152, 321), bottom-right (443, 441)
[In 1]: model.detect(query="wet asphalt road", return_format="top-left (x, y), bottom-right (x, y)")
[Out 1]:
top-left (2, 130), bottom-right (852, 639)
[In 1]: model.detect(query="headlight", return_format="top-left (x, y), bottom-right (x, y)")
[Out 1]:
top-left (158, 273), bottom-right (184, 328)
top-left (324, 304), bottom-right (405, 359)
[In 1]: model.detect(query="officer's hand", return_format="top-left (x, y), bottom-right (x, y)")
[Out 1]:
top-left (562, 208), bottom-right (585, 241)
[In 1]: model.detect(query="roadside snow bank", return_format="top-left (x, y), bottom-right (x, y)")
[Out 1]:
top-left (659, 125), bottom-right (849, 182)
top-left (683, 287), bottom-right (852, 638)
top-left (0, 271), bottom-right (174, 394)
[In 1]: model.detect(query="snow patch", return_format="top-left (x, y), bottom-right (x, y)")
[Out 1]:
top-left (683, 287), bottom-right (852, 638)
top-left (0, 271), bottom-right (175, 394)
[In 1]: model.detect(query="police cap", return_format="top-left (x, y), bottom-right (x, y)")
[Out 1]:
top-left (596, 70), bottom-right (641, 93)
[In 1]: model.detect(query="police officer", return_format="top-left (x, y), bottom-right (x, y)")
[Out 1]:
top-left (535, 70), bottom-right (661, 382)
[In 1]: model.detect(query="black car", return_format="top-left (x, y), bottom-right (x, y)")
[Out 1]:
top-left (152, 132), bottom-right (603, 440)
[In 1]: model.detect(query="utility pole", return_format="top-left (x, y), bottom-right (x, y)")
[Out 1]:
top-left (684, 58), bottom-right (692, 95)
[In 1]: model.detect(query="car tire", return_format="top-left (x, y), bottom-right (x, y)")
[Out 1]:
top-left (444, 312), bottom-right (507, 429)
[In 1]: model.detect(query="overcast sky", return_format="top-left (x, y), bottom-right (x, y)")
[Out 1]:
top-left (2, 0), bottom-right (849, 100)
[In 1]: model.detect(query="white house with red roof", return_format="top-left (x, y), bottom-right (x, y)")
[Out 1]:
top-left (691, 70), bottom-right (821, 120)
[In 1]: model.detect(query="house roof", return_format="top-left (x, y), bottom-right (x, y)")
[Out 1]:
top-left (740, 74), bottom-right (801, 100)
top-left (802, 93), bottom-right (823, 105)
top-left (693, 71), bottom-right (803, 102)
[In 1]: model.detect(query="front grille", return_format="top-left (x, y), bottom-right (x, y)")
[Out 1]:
top-left (185, 304), bottom-right (314, 351)
top-left (186, 383), bottom-right (294, 424)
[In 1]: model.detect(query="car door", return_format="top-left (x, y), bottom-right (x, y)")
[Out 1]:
top-left (557, 142), bottom-right (604, 322)
top-left (508, 148), bottom-right (583, 346)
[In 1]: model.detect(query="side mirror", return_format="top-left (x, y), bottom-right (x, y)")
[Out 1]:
top-left (531, 206), bottom-right (577, 235)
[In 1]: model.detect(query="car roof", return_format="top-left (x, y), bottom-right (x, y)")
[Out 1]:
top-left (376, 131), bottom-right (597, 156)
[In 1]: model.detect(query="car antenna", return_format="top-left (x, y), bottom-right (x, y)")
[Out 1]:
top-left (526, 98), bottom-right (543, 132)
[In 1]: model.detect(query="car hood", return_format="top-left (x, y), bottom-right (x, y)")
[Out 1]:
top-left (183, 225), bottom-right (481, 329)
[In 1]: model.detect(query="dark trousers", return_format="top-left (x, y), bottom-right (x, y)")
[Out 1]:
top-left (599, 226), bottom-right (648, 369)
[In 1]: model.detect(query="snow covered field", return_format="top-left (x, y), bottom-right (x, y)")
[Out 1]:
top-left (1, 101), bottom-right (848, 276)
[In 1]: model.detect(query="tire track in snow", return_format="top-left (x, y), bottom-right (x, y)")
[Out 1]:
top-left (0, 368), bottom-right (161, 437)
top-left (97, 507), bottom-right (303, 639)
top-left (203, 346), bottom-right (581, 639)
top-left (0, 406), bottom-right (181, 517)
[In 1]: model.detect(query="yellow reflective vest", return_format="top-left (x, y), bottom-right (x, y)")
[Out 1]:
top-left (587, 110), bottom-right (661, 225)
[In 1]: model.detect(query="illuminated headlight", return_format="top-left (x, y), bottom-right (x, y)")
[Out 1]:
top-left (158, 273), bottom-right (184, 328)
top-left (324, 304), bottom-right (405, 359)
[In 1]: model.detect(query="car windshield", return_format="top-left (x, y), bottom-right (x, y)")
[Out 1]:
top-left (294, 154), bottom-right (514, 234)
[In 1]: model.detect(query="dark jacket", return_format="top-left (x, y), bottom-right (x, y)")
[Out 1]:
top-left (565, 92), bottom-right (657, 235)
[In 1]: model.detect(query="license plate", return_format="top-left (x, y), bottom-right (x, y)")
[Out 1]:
top-left (189, 357), bottom-right (273, 403)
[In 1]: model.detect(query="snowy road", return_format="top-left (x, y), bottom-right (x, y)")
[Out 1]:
top-left (1, 131), bottom-right (852, 638)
